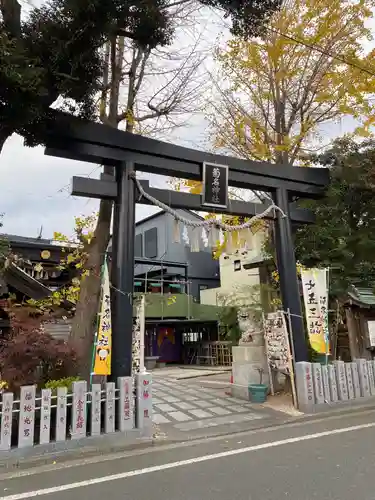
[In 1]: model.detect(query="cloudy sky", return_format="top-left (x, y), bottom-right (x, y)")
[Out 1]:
top-left (1, 3), bottom-right (374, 240)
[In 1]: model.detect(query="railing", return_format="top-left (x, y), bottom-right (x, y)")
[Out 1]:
top-left (0, 373), bottom-right (152, 452)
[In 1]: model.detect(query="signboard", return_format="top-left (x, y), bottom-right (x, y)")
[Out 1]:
top-left (301, 268), bottom-right (329, 354)
top-left (202, 162), bottom-right (228, 209)
top-left (264, 311), bottom-right (291, 373)
top-left (93, 260), bottom-right (112, 376)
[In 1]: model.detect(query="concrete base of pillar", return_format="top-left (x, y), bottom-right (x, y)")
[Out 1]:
top-left (232, 361), bottom-right (270, 400)
top-left (232, 345), bottom-right (269, 400)
top-left (231, 345), bottom-right (286, 400)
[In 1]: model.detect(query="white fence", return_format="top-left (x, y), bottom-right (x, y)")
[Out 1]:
top-left (295, 359), bottom-right (375, 412)
top-left (0, 373), bottom-right (152, 452)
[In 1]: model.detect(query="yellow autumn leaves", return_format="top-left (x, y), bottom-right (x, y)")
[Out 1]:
top-left (211, 0), bottom-right (375, 165)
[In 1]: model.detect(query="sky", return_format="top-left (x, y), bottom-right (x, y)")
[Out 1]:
top-left (1, 3), bottom-right (375, 240)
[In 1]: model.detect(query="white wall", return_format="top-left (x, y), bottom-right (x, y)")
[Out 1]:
top-left (200, 229), bottom-right (267, 306)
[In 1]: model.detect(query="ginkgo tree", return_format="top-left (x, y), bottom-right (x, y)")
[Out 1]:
top-left (210, 0), bottom-right (375, 165)
top-left (184, 0), bottom-right (375, 258)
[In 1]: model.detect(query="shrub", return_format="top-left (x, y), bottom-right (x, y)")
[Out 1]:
top-left (0, 315), bottom-right (79, 393)
top-left (45, 377), bottom-right (81, 394)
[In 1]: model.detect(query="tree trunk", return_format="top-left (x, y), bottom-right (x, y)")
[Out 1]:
top-left (69, 36), bottom-right (125, 382)
top-left (69, 198), bottom-right (113, 381)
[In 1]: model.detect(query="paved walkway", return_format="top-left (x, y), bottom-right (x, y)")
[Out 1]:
top-left (152, 376), bottom-right (266, 432)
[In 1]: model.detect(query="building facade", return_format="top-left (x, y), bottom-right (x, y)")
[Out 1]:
top-left (133, 209), bottom-right (220, 301)
top-left (200, 229), bottom-right (267, 307)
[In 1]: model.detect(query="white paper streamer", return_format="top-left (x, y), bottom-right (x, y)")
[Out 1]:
top-left (182, 225), bottom-right (189, 245)
top-left (226, 232), bottom-right (233, 253)
top-left (173, 219), bottom-right (180, 243)
top-left (208, 227), bottom-right (218, 247)
top-left (190, 228), bottom-right (200, 252)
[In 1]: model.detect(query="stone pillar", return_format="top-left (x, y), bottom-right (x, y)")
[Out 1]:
top-left (295, 362), bottom-right (315, 412)
top-left (328, 365), bottom-right (338, 402)
top-left (345, 363), bottom-right (355, 400)
top-left (356, 359), bottom-right (371, 397)
top-left (333, 361), bottom-right (348, 401)
top-left (321, 365), bottom-right (331, 403)
top-left (312, 363), bottom-right (324, 405)
top-left (351, 362), bottom-right (361, 398)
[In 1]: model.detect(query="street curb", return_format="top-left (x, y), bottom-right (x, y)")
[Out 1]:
top-left (0, 431), bottom-right (156, 473)
top-left (0, 402), bottom-right (375, 476)
top-left (1, 400), bottom-right (373, 475)
top-left (174, 372), bottom-right (228, 380)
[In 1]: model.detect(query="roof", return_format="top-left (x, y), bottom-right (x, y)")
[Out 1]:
top-left (3, 262), bottom-right (53, 300)
top-left (347, 286), bottom-right (375, 308)
top-left (1, 234), bottom-right (66, 251)
top-left (2, 234), bottom-right (52, 245)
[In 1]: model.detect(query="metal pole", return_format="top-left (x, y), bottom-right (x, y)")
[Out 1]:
top-left (274, 188), bottom-right (308, 362)
top-left (139, 294), bottom-right (146, 374)
top-left (110, 161), bottom-right (136, 380)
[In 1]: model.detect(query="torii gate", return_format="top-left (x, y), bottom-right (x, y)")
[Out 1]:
top-left (45, 113), bottom-right (329, 380)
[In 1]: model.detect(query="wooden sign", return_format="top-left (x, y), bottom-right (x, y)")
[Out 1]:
top-left (202, 162), bottom-right (228, 209)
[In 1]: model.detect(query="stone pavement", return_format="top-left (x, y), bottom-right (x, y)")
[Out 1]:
top-left (152, 375), bottom-right (272, 433)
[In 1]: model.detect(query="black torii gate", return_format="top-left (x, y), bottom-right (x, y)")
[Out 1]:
top-left (45, 113), bottom-right (329, 380)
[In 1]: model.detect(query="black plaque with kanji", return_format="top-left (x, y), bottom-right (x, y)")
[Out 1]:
top-left (202, 162), bottom-right (228, 209)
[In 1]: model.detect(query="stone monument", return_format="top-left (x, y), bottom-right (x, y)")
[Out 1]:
top-left (232, 309), bottom-right (287, 400)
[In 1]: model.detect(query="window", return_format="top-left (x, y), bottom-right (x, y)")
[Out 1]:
top-left (135, 234), bottom-right (143, 257)
top-left (144, 227), bottom-right (158, 258)
top-left (234, 260), bottom-right (241, 271)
